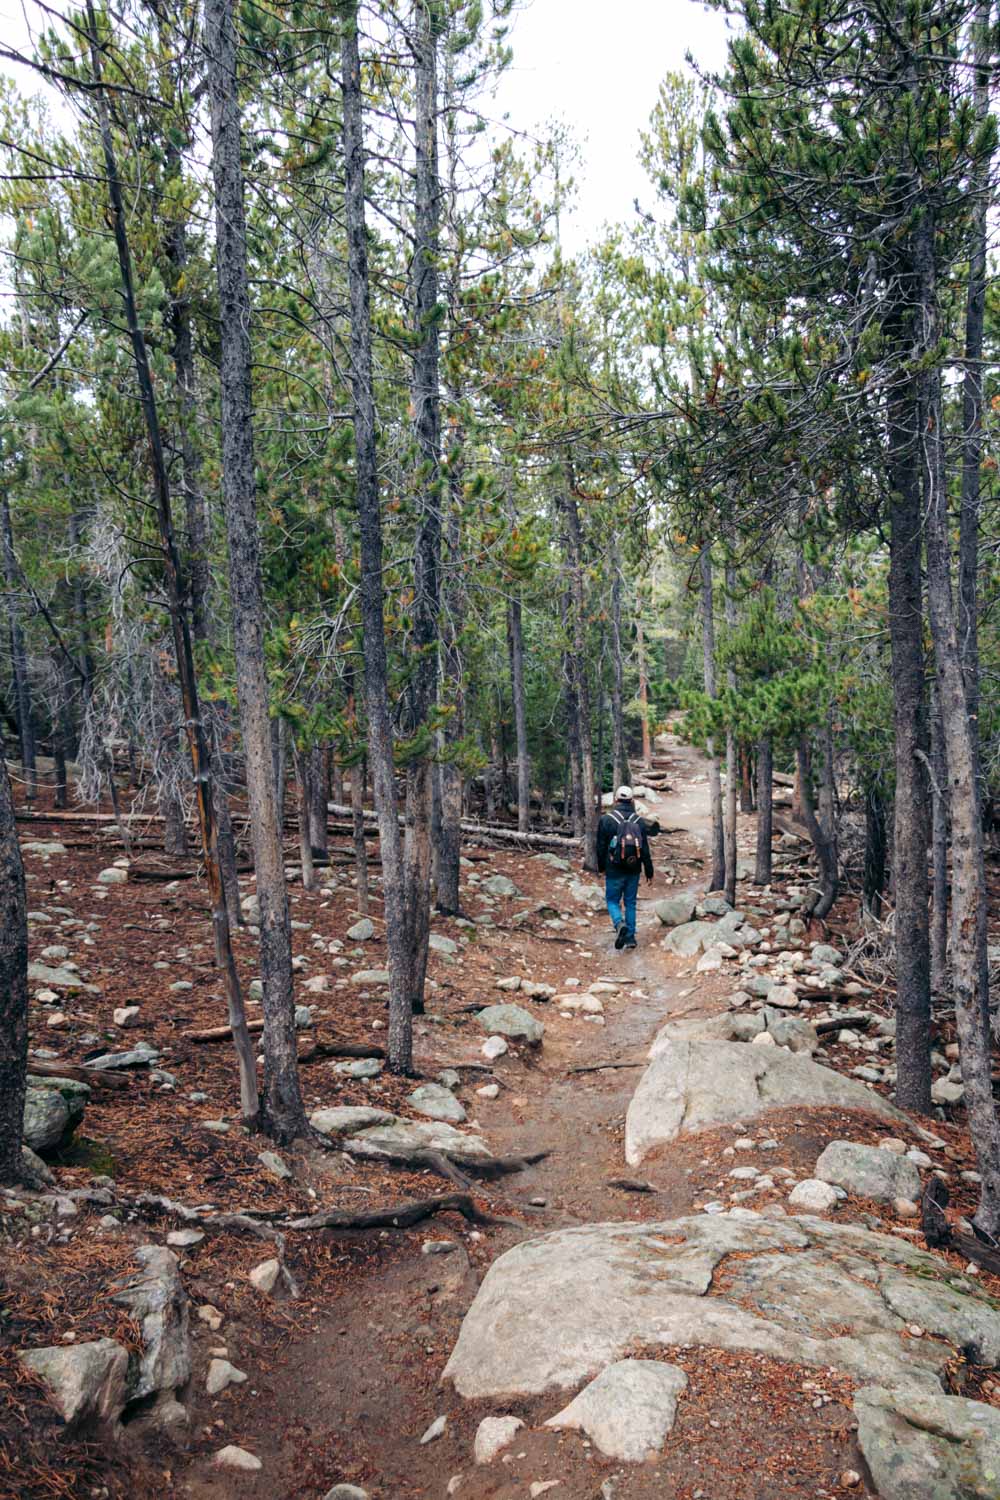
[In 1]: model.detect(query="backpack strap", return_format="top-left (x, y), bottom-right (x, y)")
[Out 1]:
top-left (607, 809), bottom-right (626, 826)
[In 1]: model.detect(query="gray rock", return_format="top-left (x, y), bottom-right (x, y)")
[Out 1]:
top-left (112, 1246), bottom-right (190, 1400)
top-left (766, 985), bottom-right (800, 1009)
top-left (476, 1004), bottom-right (544, 1044)
top-left (702, 896), bottom-right (732, 917)
top-left (166, 1229), bottom-right (204, 1248)
top-left (19, 1339), bottom-right (128, 1428)
top-left (346, 918), bottom-right (375, 942)
top-left (22, 840), bottom-right (68, 856)
top-left (344, 1118), bottom-right (491, 1166)
top-left (443, 1214), bottom-right (1000, 1401)
top-left (654, 894), bottom-right (697, 927)
top-left (97, 866), bottom-right (128, 885)
top-left (257, 1150), bottom-right (292, 1181)
top-left (544, 1359), bottom-right (688, 1461)
top-left (482, 1035), bottom-right (508, 1060)
top-left (23, 1086), bottom-right (70, 1152)
top-left (663, 921), bottom-right (718, 957)
top-left (309, 1106), bottom-right (395, 1137)
top-left (206, 1358), bottom-right (247, 1396)
top-left (420, 1414), bottom-right (448, 1444)
top-left (408, 1083), bottom-right (467, 1124)
top-left (474, 1414), bottom-right (524, 1464)
top-left (569, 882), bottom-right (607, 913)
top-left (323, 1488), bottom-right (371, 1500)
top-left (332, 1058), bottom-right (383, 1079)
top-left (855, 1384), bottom-right (1000, 1500)
top-left (815, 1141), bottom-right (922, 1205)
top-left (27, 961), bottom-right (100, 994)
top-left (294, 1005), bottom-right (314, 1028)
top-left (249, 1259), bottom-right (281, 1295)
top-left (764, 1011), bottom-right (819, 1054)
top-left (21, 1143), bottom-right (55, 1183)
top-left (213, 1445), bottom-right (262, 1471)
top-left (932, 1077), bottom-right (966, 1106)
top-left (625, 1040), bottom-right (905, 1166)
top-left (86, 1042), bottom-right (160, 1071)
top-left (812, 943), bottom-right (843, 966)
top-left (483, 874), bottom-right (519, 898)
top-left (788, 1179), bottom-right (841, 1212)
top-left (438, 1068), bottom-right (462, 1089)
top-left (429, 932), bottom-right (459, 956)
top-left (351, 969), bottom-right (390, 987)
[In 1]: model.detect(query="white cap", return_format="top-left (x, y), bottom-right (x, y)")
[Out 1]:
top-left (616, 785), bottom-right (633, 800)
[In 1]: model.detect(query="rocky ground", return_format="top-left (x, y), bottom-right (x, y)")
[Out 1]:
top-left (4, 738), bottom-right (1000, 1500)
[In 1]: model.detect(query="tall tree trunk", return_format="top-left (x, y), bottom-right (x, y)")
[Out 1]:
top-left (563, 642), bottom-right (585, 839)
top-left (699, 546), bottom-right (725, 890)
top-left (1, 490), bottom-right (37, 801)
top-left (754, 735), bottom-right (773, 886)
top-left (863, 783), bottom-right (887, 921)
top-left (739, 745), bottom-right (754, 814)
top-left (340, 0), bottom-right (411, 1071)
top-left (309, 744), bottom-right (329, 859)
top-left (636, 602), bottom-right (652, 770)
top-left (560, 489), bottom-right (598, 869)
top-left (929, 681), bottom-right (949, 996)
top-left (351, 752), bottom-right (369, 916)
top-left (0, 726), bottom-right (28, 1185)
top-left (611, 546), bottom-right (628, 792)
top-left (205, 0), bottom-right (305, 1137)
top-left (796, 736), bottom-right (837, 920)
top-left (87, 0), bottom-right (259, 1119)
top-left (886, 297), bottom-right (932, 1117)
top-left (723, 563), bottom-right (738, 906)
top-left (507, 589), bottom-right (530, 833)
top-left (293, 744), bottom-right (316, 892)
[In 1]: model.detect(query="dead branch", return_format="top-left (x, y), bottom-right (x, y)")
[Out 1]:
top-left (568, 1061), bottom-right (644, 1074)
top-left (288, 1191), bottom-right (519, 1231)
top-left (28, 1058), bottom-right (129, 1090)
top-left (920, 1176), bottom-right (1000, 1276)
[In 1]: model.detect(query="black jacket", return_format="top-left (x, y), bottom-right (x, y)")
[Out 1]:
top-left (596, 798), bottom-right (654, 878)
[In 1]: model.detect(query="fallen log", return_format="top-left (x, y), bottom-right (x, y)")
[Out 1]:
top-left (183, 1018), bottom-right (265, 1041)
top-left (921, 1176), bottom-right (1000, 1276)
top-left (325, 802), bottom-right (579, 852)
top-left (28, 1057), bottom-right (129, 1091)
top-left (297, 1039), bottom-right (387, 1063)
top-left (607, 1177), bottom-right (658, 1194)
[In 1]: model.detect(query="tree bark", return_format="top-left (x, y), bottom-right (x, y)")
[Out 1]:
top-left (929, 681), bottom-right (949, 996)
top-left (723, 562), bottom-right (738, 906)
top-left (340, 0), bottom-right (411, 1072)
top-left (636, 599), bottom-right (652, 770)
top-left (754, 734), bottom-right (773, 886)
top-left (560, 488), bottom-right (598, 869)
top-left (796, 736), bottom-right (837, 920)
top-left (863, 783), bottom-right (887, 922)
top-left (86, 0), bottom-right (259, 1120)
top-left (0, 725), bottom-right (29, 1184)
top-left (699, 546), bottom-right (725, 890)
top-left (611, 545), bottom-right (628, 792)
top-left (293, 743), bottom-right (316, 892)
top-left (1, 489), bottom-right (37, 801)
top-left (506, 586), bottom-right (530, 833)
top-left (205, 0), bottom-right (305, 1136)
top-left (308, 744), bottom-right (329, 859)
top-left (886, 297), bottom-right (932, 1117)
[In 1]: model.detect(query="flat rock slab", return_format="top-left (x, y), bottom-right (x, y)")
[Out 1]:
top-left (27, 962), bottom-right (100, 994)
top-left (544, 1358), bottom-right (688, 1461)
top-left (625, 1040), bottom-right (904, 1166)
top-left (408, 1083), bottom-right (467, 1124)
top-left (19, 1339), bottom-right (128, 1427)
top-left (476, 1004), bottom-right (544, 1044)
top-left (443, 1214), bottom-right (1000, 1401)
top-left (815, 1141), bottom-right (922, 1205)
top-left (855, 1384), bottom-right (1000, 1500)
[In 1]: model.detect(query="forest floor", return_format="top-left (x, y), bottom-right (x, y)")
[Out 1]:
top-left (4, 739), bottom-right (999, 1500)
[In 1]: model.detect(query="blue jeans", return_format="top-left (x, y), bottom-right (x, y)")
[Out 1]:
top-left (605, 870), bottom-right (640, 939)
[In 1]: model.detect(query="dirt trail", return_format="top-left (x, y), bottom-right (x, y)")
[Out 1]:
top-left (177, 740), bottom-right (875, 1500)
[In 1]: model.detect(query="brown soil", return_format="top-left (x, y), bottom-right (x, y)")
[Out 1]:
top-left (4, 740), bottom-right (999, 1500)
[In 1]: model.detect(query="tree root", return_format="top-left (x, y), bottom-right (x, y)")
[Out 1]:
top-left (288, 1191), bottom-right (521, 1232)
top-left (123, 1192), bottom-right (300, 1297)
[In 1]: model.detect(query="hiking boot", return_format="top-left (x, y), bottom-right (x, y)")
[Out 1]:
top-left (614, 922), bottom-right (628, 950)
top-left (624, 937), bottom-right (638, 949)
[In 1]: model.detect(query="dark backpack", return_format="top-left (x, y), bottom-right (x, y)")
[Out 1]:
top-left (608, 809), bottom-right (642, 873)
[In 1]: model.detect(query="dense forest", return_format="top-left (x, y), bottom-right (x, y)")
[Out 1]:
top-left (4, 2), bottom-right (1000, 1497)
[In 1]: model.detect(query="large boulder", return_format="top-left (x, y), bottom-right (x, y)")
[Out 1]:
top-left (19, 1339), bottom-right (128, 1428)
top-left (855, 1385), bottom-right (1000, 1500)
top-left (654, 894), bottom-right (697, 928)
top-left (476, 1004), bottom-right (544, 1044)
top-left (663, 921), bottom-right (718, 957)
top-left (112, 1246), bottom-right (190, 1401)
top-left (23, 1087), bottom-right (70, 1153)
top-left (544, 1359), bottom-right (688, 1461)
top-left (483, 874), bottom-right (519, 898)
top-left (814, 1141), bottom-right (922, 1206)
top-left (442, 1214), bottom-right (1000, 1401)
top-left (625, 1040), bottom-right (905, 1166)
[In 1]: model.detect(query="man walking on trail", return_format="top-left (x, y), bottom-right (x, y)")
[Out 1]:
top-left (596, 785), bottom-right (653, 950)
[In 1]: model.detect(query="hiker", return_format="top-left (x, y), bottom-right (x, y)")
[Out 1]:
top-left (596, 784), bottom-right (654, 950)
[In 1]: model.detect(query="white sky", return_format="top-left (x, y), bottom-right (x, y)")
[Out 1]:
top-left (491, 0), bottom-right (733, 253)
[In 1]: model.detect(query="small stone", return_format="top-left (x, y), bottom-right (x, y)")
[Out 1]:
top-left (840, 1473), bottom-right (861, 1490)
top-left (198, 1304), bottom-right (223, 1331)
top-left (495, 976), bottom-right (521, 992)
top-left (429, 933), bottom-right (459, 956)
top-left (323, 1488), bottom-right (370, 1500)
top-left (878, 1137), bottom-right (908, 1155)
top-left (422, 1240), bottom-right (457, 1256)
top-left (483, 875), bottom-right (519, 898)
top-left (420, 1414), bottom-right (447, 1444)
top-left (788, 1179), bottom-right (840, 1212)
top-left (213, 1445), bottom-right (261, 1471)
top-left (765, 985), bottom-right (799, 1009)
top-left (751, 1030), bottom-right (776, 1046)
top-left (333, 1058), bottom-right (383, 1079)
top-left (346, 918), bottom-right (375, 942)
top-left (530, 1485), bottom-right (560, 1498)
top-left (294, 1005), bottom-right (314, 1028)
top-left (113, 1006), bottom-right (141, 1029)
top-left (482, 1035), bottom-right (509, 1061)
top-left (474, 1414), bottom-right (524, 1464)
top-left (894, 1198), bottom-right (920, 1219)
top-left (166, 1228), bottom-right (204, 1248)
top-left (206, 1358), bottom-right (247, 1396)
top-left (475, 1004), bottom-right (544, 1044)
top-left (408, 1083), bottom-right (467, 1124)
top-left (257, 1150), bottom-right (292, 1181)
top-left (97, 866), bottom-right (128, 885)
top-left (476, 1084), bottom-right (500, 1100)
top-left (249, 1258), bottom-right (281, 1295)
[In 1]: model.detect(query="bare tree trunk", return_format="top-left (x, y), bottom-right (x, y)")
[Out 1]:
top-left (754, 735), bottom-right (772, 886)
top-left (699, 546), bottom-right (725, 890)
top-left (929, 682), bottom-right (949, 996)
top-left (205, 0), bottom-right (305, 1137)
top-left (351, 753), bottom-right (369, 915)
top-left (308, 744), bottom-right (329, 859)
top-left (796, 736), bottom-right (837, 919)
top-left (636, 601), bottom-right (652, 770)
top-left (611, 546), bottom-right (628, 792)
top-left (161, 778), bottom-right (189, 858)
top-left (507, 589), bottom-right (530, 833)
top-left (87, 0), bottom-right (259, 1119)
top-left (0, 726), bottom-right (28, 1185)
top-left (560, 489), bottom-right (598, 870)
top-left (723, 563), bottom-right (738, 905)
top-left (739, 746), bottom-right (754, 814)
top-left (293, 744), bottom-right (316, 892)
top-left (886, 300), bottom-right (931, 1116)
top-left (340, 0), bottom-right (410, 1071)
top-left (1, 491), bottom-right (37, 801)
top-left (862, 784), bottom-right (887, 922)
